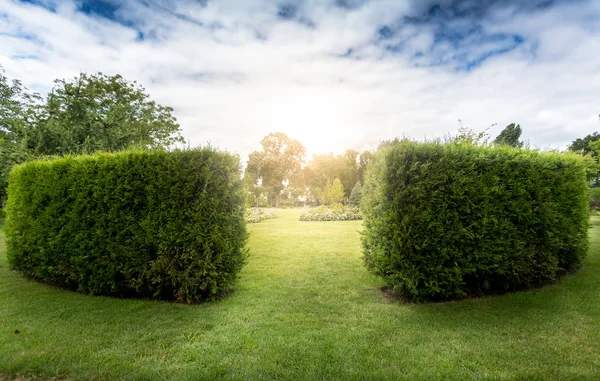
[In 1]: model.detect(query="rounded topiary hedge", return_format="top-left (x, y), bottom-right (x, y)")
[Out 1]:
top-left (5, 148), bottom-right (247, 303)
top-left (362, 141), bottom-right (590, 301)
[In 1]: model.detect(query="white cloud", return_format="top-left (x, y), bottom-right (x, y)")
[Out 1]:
top-left (1, 0), bottom-right (599, 163)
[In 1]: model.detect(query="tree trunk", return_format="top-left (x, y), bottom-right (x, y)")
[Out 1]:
top-left (275, 192), bottom-right (281, 208)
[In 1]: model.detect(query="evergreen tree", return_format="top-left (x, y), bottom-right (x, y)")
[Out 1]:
top-left (348, 181), bottom-right (362, 206)
top-left (493, 123), bottom-right (523, 148)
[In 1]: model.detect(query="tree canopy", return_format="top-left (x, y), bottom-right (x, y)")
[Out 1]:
top-left (0, 68), bottom-right (184, 202)
top-left (246, 132), bottom-right (306, 208)
top-left (348, 181), bottom-right (362, 207)
top-left (493, 123), bottom-right (523, 148)
top-left (569, 132), bottom-right (600, 157)
top-left (324, 178), bottom-right (345, 205)
top-left (35, 73), bottom-right (184, 155)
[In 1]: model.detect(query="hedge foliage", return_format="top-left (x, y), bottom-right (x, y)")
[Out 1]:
top-left (5, 148), bottom-right (247, 303)
top-left (362, 141), bottom-right (590, 301)
top-left (300, 204), bottom-right (362, 221)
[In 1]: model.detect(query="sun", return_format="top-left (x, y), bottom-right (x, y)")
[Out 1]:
top-left (264, 89), bottom-right (351, 157)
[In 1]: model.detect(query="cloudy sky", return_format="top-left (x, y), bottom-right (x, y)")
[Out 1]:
top-left (1, 0), bottom-right (599, 160)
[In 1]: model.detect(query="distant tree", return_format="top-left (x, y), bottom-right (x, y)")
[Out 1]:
top-left (246, 132), bottom-right (306, 208)
top-left (286, 171), bottom-right (307, 207)
top-left (493, 123), bottom-right (523, 148)
top-left (242, 170), bottom-right (263, 207)
top-left (324, 178), bottom-right (345, 205)
top-left (358, 151), bottom-right (372, 185)
top-left (568, 132), bottom-right (600, 157)
top-left (569, 132), bottom-right (600, 187)
top-left (303, 150), bottom-right (359, 200)
top-left (339, 149), bottom-right (359, 198)
top-left (323, 179), bottom-right (332, 205)
top-left (348, 181), bottom-right (362, 207)
top-left (311, 187), bottom-right (324, 206)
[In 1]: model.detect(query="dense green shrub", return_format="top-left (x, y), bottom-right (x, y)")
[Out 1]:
top-left (0, 209), bottom-right (5, 219)
top-left (348, 182), bottom-right (362, 206)
top-left (246, 208), bottom-right (277, 223)
top-left (362, 141), bottom-right (589, 301)
top-left (300, 204), bottom-right (362, 221)
top-left (5, 149), bottom-right (247, 303)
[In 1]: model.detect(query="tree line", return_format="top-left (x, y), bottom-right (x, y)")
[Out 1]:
top-left (1, 67), bottom-right (599, 207)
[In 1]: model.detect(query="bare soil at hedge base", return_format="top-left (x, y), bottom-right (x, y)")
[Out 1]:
top-left (1, 209), bottom-right (599, 380)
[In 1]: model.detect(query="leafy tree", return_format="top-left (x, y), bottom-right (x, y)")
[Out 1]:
top-left (0, 68), bottom-right (185, 203)
top-left (303, 150), bottom-right (359, 200)
top-left (569, 132), bottom-right (600, 186)
top-left (348, 181), bottom-right (362, 206)
top-left (493, 123), bottom-right (523, 148)
top-left (569, 132), bottom-right (600, 157)
top-left (0, 66), bottom-right (42, 203)
top-left (246, 132), bottom-right (306, 208)
top-left (33, 72), bottom-right (184, 155)
top-left (339, 149), bottom-right (359, 197)
top-left (324, 178), bottom-right (345, 205)
top-left (287, 171), bottom-right (307, 207)
top-left (358, 151), bottom-right (373, 185)
top-left (310, 187), bottom-right (324, 206)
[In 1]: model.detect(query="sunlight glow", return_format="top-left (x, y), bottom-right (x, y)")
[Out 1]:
top-left (263, 89), bottom-right (356, 157)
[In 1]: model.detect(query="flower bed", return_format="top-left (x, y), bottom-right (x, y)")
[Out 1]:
top-left (299, 205), bottom-right (362, 221)
top-left (246, 208), bottom-right (277, 223)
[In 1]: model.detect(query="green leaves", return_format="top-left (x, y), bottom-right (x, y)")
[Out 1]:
top-left (5, 148), bottom-right (247, 303)
top-left (246, 132), bottom-right (306, 207)
top-left (348, 181), bottom-right (362, 207)
top-left (362, 141), bottom-right (589, 301)
top-left (0, 68), bottom-right (185, 203)
top-left (493, 123), bottom-right (523, 148)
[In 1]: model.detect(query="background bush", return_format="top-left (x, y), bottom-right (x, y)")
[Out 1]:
top-left (362, 141), bottom-right (589, 301)
top-left (348, 182), bottom-right (362, 206)
top-left (5, 148), bottom-right (247, 303)
top-left (246, 208), bottom-right (277, 223)
top-left (300, 204), bottom-right (362, 221)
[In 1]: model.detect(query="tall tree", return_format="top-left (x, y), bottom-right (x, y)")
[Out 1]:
top-left (569, 132), bottom-right (600, 186)
top-left (0, 66), bottom-right (42, 202)
top-left (339, 149), bottom-right (359, 198)
top-left (324, 178), bottom-right (345, 205)
top-left (358, 151), bottom-right (373, 185)
top-left (246, 132), bottom-right (306, 208)
top-left (303, 150), bottom-right (359, 200)
top-left (0, 69), bottom-right (185, 203)
top-left (348, 181), bottom-right (362, 207)
top-left (569, 132), bottom-right (600, 157)
top-left (33, 72), bottom-right (184, 155)
top-left (494, 123), bottom-right (523, 148)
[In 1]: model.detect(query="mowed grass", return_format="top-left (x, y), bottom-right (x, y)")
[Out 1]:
top-left (1, 209), bottom-right (600, 380)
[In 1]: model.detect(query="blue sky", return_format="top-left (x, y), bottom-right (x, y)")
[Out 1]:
top-left (1, 0), bottom-right (599, 158)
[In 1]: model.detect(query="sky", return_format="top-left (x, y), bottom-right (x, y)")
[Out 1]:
top-left (1, 0), bottom-right (599, 162)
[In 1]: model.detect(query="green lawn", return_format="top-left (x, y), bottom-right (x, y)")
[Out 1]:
top-left (1, 210), bottom-right (600, 380)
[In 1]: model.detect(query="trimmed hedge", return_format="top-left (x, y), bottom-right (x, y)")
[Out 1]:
top-left (5, 149), bottom-right (247, 303)
top-left (362, 141), bottom-right (589, 301)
